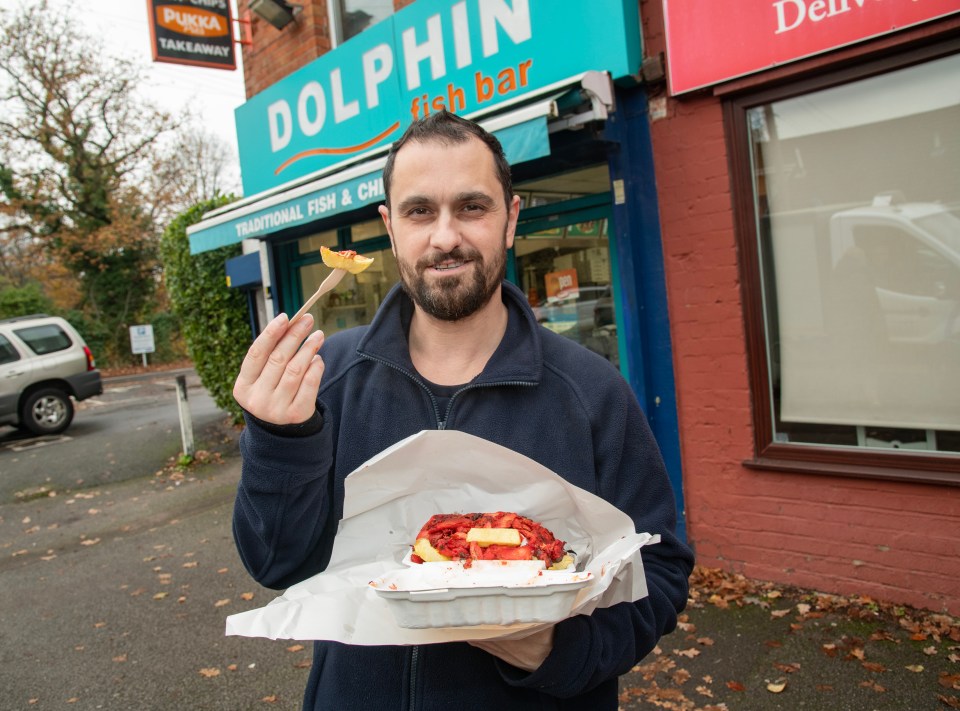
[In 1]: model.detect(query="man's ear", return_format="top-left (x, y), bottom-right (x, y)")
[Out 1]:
top-left (379, 204), bottom-right (397, 254)
top-left (505, 194), bottom-right (521, 250)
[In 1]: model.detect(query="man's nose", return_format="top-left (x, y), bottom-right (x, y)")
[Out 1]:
top-left (430, 210), bottom-right (462, 252)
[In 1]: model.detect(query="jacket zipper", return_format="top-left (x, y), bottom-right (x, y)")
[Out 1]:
top-left (358, 353), bottom-right (535, 430)
top-left (409, 645), bottom-right (419, 710)
top-left (358, 354), bottom-right (535, 706)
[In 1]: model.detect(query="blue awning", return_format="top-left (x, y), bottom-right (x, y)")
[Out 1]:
top-left (225, 252), bottom-right (262, 289)
top-left (188, 110), bottom-right (554, 255)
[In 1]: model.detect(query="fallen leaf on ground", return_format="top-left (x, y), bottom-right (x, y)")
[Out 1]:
top-left (241, 592), bottom-right (255, 601)
top-left (674, 648), bottom-right (700, 658)
top-left (923, 645), bottom-right (938, 656)
top-left (262, 695), bottom-right (278, 703)
top-left (112, 654), bottom-right (127, 663)
top-left (214, 598), bottom-right (231, 607)
top-left (766, 679), bottom-right (787, 693)
top-left (859, 680), bottom-right (886, 693)
top-left (905, 665), bottom-right (924, 672)
top-left (198, 668), bottom-right (220, 678)
top-left (286, 644), bottom-right (305, 653)
top-left (726, 681), bottom-right (746, 692)
top-left (80, 538), bottom-right (100, 546)
top-left (862, 661), bottom-right (887, 673)
top-left (153, 592), bottom-right (168, 600)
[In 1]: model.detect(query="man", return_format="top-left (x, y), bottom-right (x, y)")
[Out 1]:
top-left (233, 110), bottom-right (694, 710)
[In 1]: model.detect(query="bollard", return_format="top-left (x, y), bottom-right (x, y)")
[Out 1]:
top-left (175, 374), bottom-right (195, 458)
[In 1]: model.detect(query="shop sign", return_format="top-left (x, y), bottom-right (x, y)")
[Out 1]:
top-left (234, 0), bottom-right (641, 195)
top-left (662, 0), bottom-right (960, 95)
top-left (189, 114), bottom-right (550, 254)
top-left (146, 0), bottom-right (236, 70)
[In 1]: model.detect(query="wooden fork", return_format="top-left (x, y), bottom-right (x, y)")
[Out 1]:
top-left (289, 268), bottom-right (347, 325)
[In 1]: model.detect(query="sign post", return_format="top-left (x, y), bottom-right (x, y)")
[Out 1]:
top-left (129, 324), bottom-right (156, 367)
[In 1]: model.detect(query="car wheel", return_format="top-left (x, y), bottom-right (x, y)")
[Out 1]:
top-left (21, 387), bottom-right (74, 436)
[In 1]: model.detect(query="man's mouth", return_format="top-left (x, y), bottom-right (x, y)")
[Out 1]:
top-left (433, 261), bottom-right (465, 271)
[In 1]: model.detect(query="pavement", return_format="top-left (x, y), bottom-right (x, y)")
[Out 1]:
top-left (619, 569), bottom-right (960, 710)
top-left (1, 376), bottom-right (957, 710)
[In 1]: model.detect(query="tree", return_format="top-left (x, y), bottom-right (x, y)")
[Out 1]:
top-left (0, 0), bottom-right (234, 365)
top-left (149, 128), bottom-right (241, 226)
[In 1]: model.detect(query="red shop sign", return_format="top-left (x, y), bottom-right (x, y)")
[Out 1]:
top-left (662, 0), bottom-right (960, 95)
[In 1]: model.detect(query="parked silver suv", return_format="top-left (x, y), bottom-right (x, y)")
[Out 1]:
top-left (0, 315), bottom-right (103, 435)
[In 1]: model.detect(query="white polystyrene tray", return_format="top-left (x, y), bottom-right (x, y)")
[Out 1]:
top-left (369, 560), bottom-right (592, 628)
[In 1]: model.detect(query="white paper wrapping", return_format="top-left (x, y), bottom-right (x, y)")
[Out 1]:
top-left (226, 430), bottom-right (659, 644)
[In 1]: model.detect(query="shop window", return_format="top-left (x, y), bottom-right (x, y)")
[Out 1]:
top-left (729, 46), bottom-right (960, 479)
top-left (350, 217), bottom-right (388, 242)
top-left (330, 0), bottom-right (394, 45)
top-left (292, 224), bottom-right (397, 338)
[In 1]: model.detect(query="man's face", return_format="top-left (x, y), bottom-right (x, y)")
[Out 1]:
top-left (379, 136), bottom-right (520, 321)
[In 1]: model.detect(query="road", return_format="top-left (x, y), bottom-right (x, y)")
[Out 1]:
top-left (0, 370), bottom-right (310, 710)
top-left (0, 370), bottom-right (238, 505)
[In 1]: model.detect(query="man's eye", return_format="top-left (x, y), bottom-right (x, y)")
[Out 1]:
top-left (462, 203), bottom-right (485, 213)
top-left (406, 207), bottom-right (430, 217)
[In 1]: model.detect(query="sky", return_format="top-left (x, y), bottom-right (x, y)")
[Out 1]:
top-left (41, 0), bottom-right (248, 184)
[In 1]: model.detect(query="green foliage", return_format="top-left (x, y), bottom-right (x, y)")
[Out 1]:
top-left (160, 197), bottom-right (247, 424)
top-left (0, 281), bottom-right (53, 319)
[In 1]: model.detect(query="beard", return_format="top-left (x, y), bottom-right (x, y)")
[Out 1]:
top-left (396, 236), bottom-right (508, 322)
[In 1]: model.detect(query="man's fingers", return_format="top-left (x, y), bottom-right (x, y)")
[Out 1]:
top-left (290, 352), bottom-right (326, 421)
top-left (236, 312), bottom-right (292, 387)
top-left (240, 312), bottom-right (315, 393)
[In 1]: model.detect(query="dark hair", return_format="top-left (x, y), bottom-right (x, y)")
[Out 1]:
top-left (381, 110), bottom-right (513, 209)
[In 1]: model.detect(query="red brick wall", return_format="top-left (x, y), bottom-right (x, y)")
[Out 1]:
top-left (242, 0), bottom-right (334, 98)
top-left (241, 0), bottom-right (413, 99)
top-left (640, 0), bottom-right (960, 614)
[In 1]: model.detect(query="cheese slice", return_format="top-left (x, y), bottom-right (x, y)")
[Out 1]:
top-left (466, 527), bottom-right (522, 547)
top-left (413, 537), bottom-right (450, 562)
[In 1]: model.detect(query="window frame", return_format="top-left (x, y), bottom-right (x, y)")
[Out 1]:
top-left (326, 0), bottom-right (394, 48)
top-left (725, 37), bottom-right (960, 485)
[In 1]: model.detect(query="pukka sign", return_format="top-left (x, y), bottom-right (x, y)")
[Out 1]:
top-left (234, 0), bottom-right (642, 196)
top-left (146, 0), bottom-right (236, 70)
top-left (662, 0), bottom-right (960, 95)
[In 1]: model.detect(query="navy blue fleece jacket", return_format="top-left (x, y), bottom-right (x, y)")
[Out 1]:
top-left (233, 280), bottom-right (694, 710)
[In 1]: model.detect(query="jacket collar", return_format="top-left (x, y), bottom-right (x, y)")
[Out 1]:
top-left (356, 280), bottom-right (543, 385)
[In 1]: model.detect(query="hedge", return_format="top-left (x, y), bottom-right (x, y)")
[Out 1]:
top-left (160, 197), bottom-right (248, 425)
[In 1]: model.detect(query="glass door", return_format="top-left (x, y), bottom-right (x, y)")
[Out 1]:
top-left (512, 192), bottom-right (621, 368)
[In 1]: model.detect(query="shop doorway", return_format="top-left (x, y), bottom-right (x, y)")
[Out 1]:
top-left (512, 169), bottom-right (621, 371)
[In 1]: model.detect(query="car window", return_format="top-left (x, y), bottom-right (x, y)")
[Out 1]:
top-left (13, 324), bottom-right (72, 355)
top-left (0, 334), bottom-right (21, 364)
